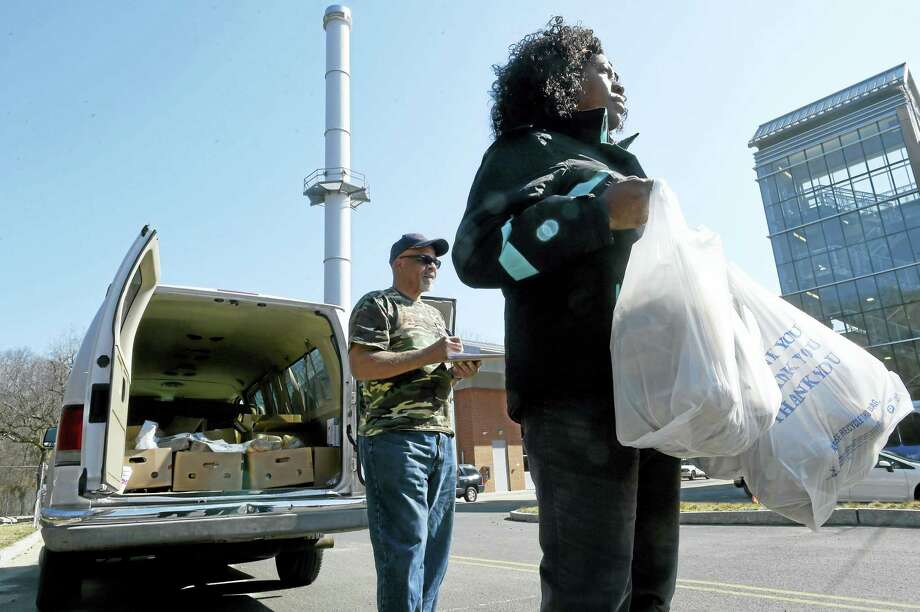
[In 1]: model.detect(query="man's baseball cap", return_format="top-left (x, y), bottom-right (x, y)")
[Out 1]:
top-left (389, 233), bottom-right (449, 264)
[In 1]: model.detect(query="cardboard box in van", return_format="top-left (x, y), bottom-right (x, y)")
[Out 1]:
top-left (163, 417), bottom-right (206, 436)
top-left (247, 448), bottom-right (313, 489)
top-left (124, 448), bottom-right (173, 490)
top-left (203, 428), bottom-right (241, 444)
top-left (252, 415), bottom-right (303, 432)
top-left (312, 447), bottom-right (342, 487)
top-left (173, 451), bottom-right (244, 491)
top-left (125, 425), bottom-right (143, 450)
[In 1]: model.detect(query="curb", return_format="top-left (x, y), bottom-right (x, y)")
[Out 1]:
top-left (509, 510), bottom-right (539, 523)
top-left (509, 508), bottom-right (920, 528)
top-left (0, 529), bottom-right (43, 567)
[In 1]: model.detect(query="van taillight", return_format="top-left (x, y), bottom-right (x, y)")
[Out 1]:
top-left (57, 405), bottom-right (84, 451)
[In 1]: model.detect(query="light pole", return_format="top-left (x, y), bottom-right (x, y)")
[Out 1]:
top-left (304, 4), bottom-right (370, 312)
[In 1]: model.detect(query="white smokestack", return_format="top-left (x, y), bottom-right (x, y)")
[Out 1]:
top-left (304, 4), bottom-right (370, 312)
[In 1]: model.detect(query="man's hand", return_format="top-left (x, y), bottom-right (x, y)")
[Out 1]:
top-left (349, 335), bottom-right (463, 382)
top-left (451, 360), bottom-right (481, 381)
top-left (601, 176), bottom-right (653, 230)
top-left (425, 336), bottom-right (464, 362)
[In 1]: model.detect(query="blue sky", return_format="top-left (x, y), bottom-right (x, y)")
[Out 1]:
top-left (2, 0), bottom-right (919, 352)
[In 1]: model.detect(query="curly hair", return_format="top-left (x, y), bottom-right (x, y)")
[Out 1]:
top-left (490, 16), bottom-right (604, 138)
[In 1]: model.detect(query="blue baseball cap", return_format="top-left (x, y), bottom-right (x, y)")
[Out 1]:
top-left (389, 233), bottom-right (449, 264)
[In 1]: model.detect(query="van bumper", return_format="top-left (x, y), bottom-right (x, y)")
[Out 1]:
top-left (40, 494), bottom-right (367, 553)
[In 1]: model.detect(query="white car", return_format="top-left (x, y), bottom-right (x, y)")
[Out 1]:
top-left (37, 227), bottom-right (367, 610)
top-left (681, 462), bottom-right (708, 480)
top-left (837, 450), bottom-right (920, 502)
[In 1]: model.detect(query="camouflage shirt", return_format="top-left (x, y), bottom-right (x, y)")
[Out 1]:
top-left (349, 287), bottom-right (454, 437)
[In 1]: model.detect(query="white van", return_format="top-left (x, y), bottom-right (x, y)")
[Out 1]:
top-left (37, 226), bottom-right (366, 609)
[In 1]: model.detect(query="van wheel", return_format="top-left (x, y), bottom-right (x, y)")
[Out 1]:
top-left (464, 486), bottom-right (478, 502)
top-left (36, 548), bottom-right (81, 610)
top-left (689, 471), bottom-right (696, 481)
top-left (276, 547), bottom-right (323, 587)
top-left (914, 484), bottom-right (920, 501)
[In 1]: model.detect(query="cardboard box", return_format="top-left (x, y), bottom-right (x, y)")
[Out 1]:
top-left (203, 428), bottom-right (241, 444)
top-left (125, 425), bottom-right (143, 450)
top-left (173, 451), bottom-right (243, 491)
top-left (163, 416), bottom-right (206, 436)
top-left (247, 448), bottom-right (313, 489)
top-left (312, 447), bottom-right (342, 487)
top-left (252, 414), bottom-right (303, 432)
top-left (124, 449), bottom-right (173, 490)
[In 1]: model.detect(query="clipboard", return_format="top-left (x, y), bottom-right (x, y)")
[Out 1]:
top-left (447, 352), bottom-right (505, 362)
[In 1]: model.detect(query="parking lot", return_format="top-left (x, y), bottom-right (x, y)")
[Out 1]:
top-left (3, 482), bottom-right (919, 611)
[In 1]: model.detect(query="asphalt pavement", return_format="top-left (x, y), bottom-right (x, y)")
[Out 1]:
top-left (3, 483), bottom-right (918, 611)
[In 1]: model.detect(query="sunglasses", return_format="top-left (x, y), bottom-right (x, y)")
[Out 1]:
top-left (399, 254), bottom-right (442, 268)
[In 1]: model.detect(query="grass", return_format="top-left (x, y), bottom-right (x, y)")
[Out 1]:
top-left (0, 523), bottom-right (36, 548)
top-left (839, 501), bottom-right (920, 509)
top-left (680, 502), bottom-right (762, 512)
top-left (514, 501), bottom-right (920, 515)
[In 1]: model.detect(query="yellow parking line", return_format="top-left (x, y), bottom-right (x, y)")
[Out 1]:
top-left (450, 559), bottom-right (538, 574)
top-left (677, 584), bottom-right (888, 612)
top-left (678, 579), bottom-right (920, 609)
top-left (451, 555), bottom-right (539, 569)
top-left (450, 555), bottom-right (919, 611)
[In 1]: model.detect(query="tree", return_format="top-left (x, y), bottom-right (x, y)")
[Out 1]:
top-left (0, 333), bottom-right (80, 452)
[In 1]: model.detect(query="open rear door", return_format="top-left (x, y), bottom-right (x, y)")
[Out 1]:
top-left (82, 226), bottom-right (160, 494)
top-left (420, 296), bottom-right (456, 335)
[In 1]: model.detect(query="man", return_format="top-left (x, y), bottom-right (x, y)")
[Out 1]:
top-left (453, 17), bottom-right (679, 612)
top-left (349, 233), bottom-right (480, 612)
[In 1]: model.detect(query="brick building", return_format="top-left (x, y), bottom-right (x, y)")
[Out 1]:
top-left (453, 342), bottom-right (533, 493)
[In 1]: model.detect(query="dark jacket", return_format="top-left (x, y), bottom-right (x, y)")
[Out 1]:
top-left (453, 108), bottom-right (646, 421)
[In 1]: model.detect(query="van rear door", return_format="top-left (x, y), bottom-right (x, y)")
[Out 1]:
top-left (420, 296), bottom-right (456, 335)
top-left (82, 226), bottom-right (160, 494)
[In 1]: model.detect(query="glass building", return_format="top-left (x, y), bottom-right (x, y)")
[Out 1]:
top-left (750, 64), bottom-right (920, 399)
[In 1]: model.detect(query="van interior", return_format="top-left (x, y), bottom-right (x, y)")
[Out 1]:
top-left (122, 287), bottom-right (344, 494)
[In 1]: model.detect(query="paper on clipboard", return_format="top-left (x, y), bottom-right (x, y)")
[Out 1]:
top-left (447, 352), bottom-right (505, 362)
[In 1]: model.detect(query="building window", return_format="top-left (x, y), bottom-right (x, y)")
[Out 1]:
top-left (755, 92), bottom-right (920, 393)
top-left (837, 280), bottom-right (860, 315)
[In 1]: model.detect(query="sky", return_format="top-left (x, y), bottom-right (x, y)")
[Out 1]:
top-left (2, 0), bottom-right (920, 353)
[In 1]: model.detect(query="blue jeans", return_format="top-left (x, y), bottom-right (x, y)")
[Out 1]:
top-left (359, 430), bottom-right (457, 612)
top-left (522, 398), bottom-right (681, 612)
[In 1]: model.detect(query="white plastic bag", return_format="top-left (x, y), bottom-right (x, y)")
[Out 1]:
top-left (611, 181), bottom-right (780, 457)
top-left (135, 420), bottom-right (159, 450)
top-left (718, 264), bottom-right (914, 529)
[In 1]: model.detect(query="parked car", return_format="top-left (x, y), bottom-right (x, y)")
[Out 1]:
top-left (837, 450), bottom-right (920, 502)
top-left (734, 476), bottom-right (752, 497)
top-left (884, 408), bottom-right (920, 461)
top-left (456, 464), bottom-right (485, 502)
top-left (36, 227), bottom-right (367, 610)
top-left (734, 450), bottom-right (920, 503)
top-left (680, 461), bottom-right (708, 480)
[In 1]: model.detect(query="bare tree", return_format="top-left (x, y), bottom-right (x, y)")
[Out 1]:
top-left (0, 333), bottom-right (80, 514)
top-left (0, 332), bottom-right (80, 452)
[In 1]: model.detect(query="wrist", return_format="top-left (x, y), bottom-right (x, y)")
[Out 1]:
top-left (417, 344), bottom-right (440, 368)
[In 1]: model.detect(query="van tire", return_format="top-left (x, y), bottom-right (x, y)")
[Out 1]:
top-left (464, 486), bottom-right (478, 502)
top-left (276, 547), bottom-right (323, 587)
top-left (36, 548), bottom-right (81, 610)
